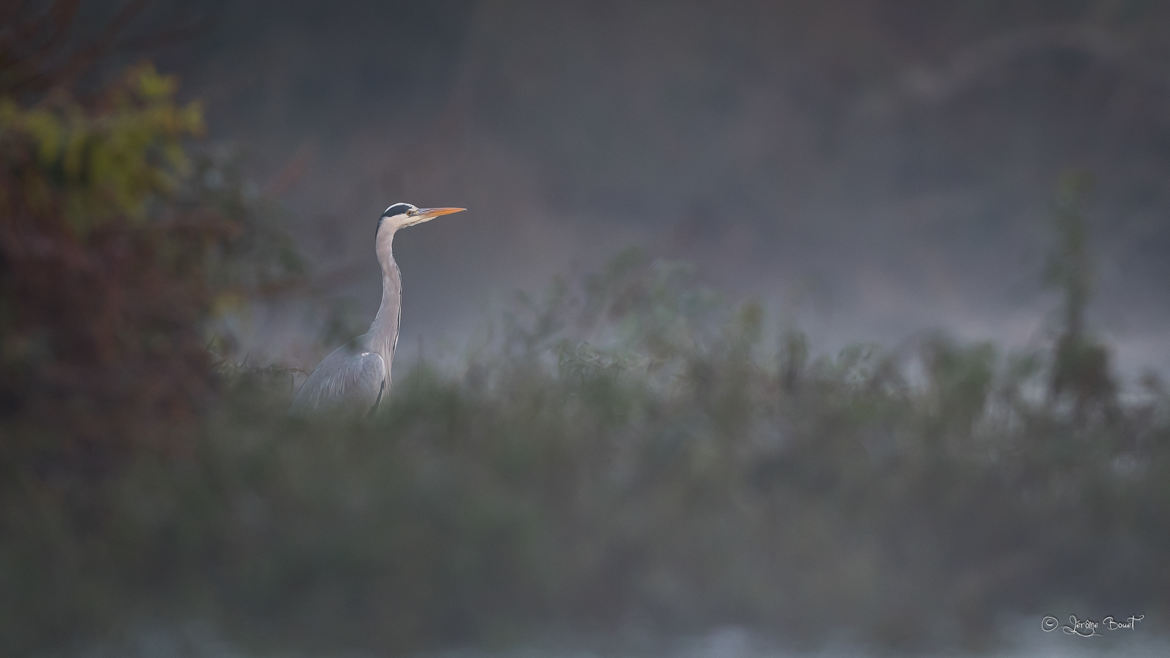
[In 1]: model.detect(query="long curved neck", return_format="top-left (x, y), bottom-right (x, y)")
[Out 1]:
top-left (367, 228), bottom-right (402, 368)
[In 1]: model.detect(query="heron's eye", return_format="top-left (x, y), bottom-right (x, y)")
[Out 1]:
top-left (407, 208), bottom-right (418, 216)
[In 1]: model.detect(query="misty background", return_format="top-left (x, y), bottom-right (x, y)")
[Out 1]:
top-left (137, 0), bottom-right (1170, 376)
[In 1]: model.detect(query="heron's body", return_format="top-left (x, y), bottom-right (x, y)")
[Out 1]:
top-left (291, 203), bottom-right (463, 415)
top-left (291, 261), bottom-right (400, 415)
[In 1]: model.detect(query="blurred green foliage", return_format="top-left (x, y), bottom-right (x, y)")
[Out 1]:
top-left (0, 57), bottom-right (300, 449)
top-left (0, 65), bottom-right (204, 233)
top-left (0, 46), bottom-right (304, 657)
top-left (1044, 173), bottom-right (1119, 422)
top-left (6, 241), bottom-right (1169, 656)
top-left (0, 63), bottom-right (215, 458)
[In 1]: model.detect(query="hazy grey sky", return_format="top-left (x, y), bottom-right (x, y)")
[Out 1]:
top-left (149, 0), bottom-right (1170, 376)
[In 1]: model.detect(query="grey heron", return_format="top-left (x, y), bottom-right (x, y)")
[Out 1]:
top-left (292, 202), bottom-right (466, 415)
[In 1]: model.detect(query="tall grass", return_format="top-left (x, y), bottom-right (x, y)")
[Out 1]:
top-left (3, 247), bottom-right (1167, 656)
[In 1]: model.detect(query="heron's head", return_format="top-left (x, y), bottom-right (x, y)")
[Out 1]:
top-left (377, 202), bottom-right (466, 236)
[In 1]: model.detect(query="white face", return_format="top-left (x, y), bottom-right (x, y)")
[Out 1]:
top-left (378, 203), bottom-right (419, 233)
top-left (377, 203), bottom-right (466, 235)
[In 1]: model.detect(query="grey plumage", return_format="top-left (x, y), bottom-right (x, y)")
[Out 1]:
top-left (292, 344), bottom-right (387, 416)
top-left (291, 203), bottom-right (465, 415)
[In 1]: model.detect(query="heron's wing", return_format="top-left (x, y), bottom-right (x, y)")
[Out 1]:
top-left (291, 344), bottom-right (387, 415)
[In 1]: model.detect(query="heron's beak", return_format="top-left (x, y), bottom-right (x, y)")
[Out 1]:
top-left (413, 207), bottom-right (466, 224)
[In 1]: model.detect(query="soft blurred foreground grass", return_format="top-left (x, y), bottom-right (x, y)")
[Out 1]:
top-left (3, 249), bottom-right (1168, 658)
